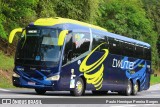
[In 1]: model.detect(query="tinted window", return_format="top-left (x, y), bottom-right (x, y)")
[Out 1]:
top-left (92, 33), bottom-right (108, 51)
top-left (63, 33), bottom-right (72, 64)
top-left (135, 45), bottom-right (143, 59)
top-left (63, 31), bottom-right (91, 65)
top-left (122, 42), bottom-right (135, 58)
top-left (72, 32), bottom-right (90, 57)
top-left (128, 43), bottom-right (135, 57)
top-left (108, 37), bottom-right (121, 55)
top-left (143, 47), bottom-right (151, 60)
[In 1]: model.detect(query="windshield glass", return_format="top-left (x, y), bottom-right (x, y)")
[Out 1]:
top-left (15, 27), bottom-right (62, 67)
top-left (41, 28), bottom-right (60, 62)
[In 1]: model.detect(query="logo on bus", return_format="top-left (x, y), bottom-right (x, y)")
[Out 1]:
top-left (79, 43), bottom-right (109, 90)
top-left (112, 58), bottom-right (135, 70)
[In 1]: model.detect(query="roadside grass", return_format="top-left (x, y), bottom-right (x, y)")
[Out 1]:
top-left (150, 74), bottom-right (160, 85)
top-left (0, 51), bottom-right (14, 88)
top-left (0, 51), bottom-right (14, 70)
top-left (0, 73), bottom-right (14, 88)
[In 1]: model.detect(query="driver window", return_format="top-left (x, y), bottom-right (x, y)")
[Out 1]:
top-left (72, 32), bottom-right (90, 57)
top-left (63, 33), bottom-right (73, 65)
top-left (62, 31), bottom-right (90, 65)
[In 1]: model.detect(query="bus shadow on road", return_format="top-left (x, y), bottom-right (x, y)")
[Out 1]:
top-left (11, 91), bottom-right (126, 97)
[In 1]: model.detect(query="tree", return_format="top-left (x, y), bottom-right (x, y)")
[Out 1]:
top-left (53, 0), bottom-right (101, 24)
top-left (0, 0), bottom-right (38, 40)
top-left (98, 0), bottom-right (158, 69)
top-left (0, 0), bottom-right (7, 39)
top-left (142, 0), bottom-right (160, 71)
top-left (36, 0), bottom-right (56, 17)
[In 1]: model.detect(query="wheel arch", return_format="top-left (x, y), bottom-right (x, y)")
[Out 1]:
top-left (136, 79), bottom-right (140, 91)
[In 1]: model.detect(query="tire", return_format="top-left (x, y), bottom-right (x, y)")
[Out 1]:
top-left (70, 78), bottom-right (85, 96)
top-left (92, 91), bottom-right (107, 95)
top-left (132, 81), bottom-right (139, 95)
top-left (124, 80), bottom-right (132, 96)
top-left (35, 89), bottom-right (46, 95)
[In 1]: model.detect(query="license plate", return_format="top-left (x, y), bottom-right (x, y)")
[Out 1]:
top-left (28, 82), bottom-right (35, 85)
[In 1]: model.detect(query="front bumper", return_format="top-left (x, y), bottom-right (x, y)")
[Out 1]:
top-left (12, 76), bottom-right (59, 91)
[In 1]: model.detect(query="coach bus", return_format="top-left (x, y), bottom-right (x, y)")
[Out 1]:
top-left (9, 17), bottom-right (152, 96)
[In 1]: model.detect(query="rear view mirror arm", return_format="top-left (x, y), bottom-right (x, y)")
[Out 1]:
top-left (9, 28), bottom-right (23, 43)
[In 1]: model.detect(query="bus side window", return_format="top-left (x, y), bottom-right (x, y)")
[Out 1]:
top-left (147, 48), bottom-right (151, 60)
top-left (127, 43), bottom-right (135, 58)
top-left (135, 45), bottom-right (143, 59)
top-left (121, 41), bottom-right (125, 56)
top-left (144, 47), bottom-right (151, 60)
top-left (143, 47), bottom-right (147, 60)
top-left (108, 37), bottom-right (121, 55)
top-left (72, 32), bottom-right (90, 58)
top-left (147, 48), bottom-right (151, 61)
top-left (92, 34), bottom-right (108, 51)
top-left (63, 33), bottom-right (73, 65)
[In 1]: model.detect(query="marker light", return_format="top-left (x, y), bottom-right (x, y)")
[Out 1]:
top-left (46, 75), bottom-right (60, 81)
top-left (17, 67), bottom-right (24, 71)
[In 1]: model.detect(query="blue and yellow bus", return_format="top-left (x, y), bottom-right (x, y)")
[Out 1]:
top-left (9, 17), bottom-right (152, 96)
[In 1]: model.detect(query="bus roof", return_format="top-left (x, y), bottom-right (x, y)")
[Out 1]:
top-left (104, 31), bottom-right (151, 47)
top-left (33, 17), bottom-right (150, 47)
top-left (34, 17), bottom-right (107, 32)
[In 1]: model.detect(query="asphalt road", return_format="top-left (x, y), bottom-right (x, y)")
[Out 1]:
top-left (0, 84), bottom-right (160, 98)
top-left (0, 84), bottom-right (160, 107)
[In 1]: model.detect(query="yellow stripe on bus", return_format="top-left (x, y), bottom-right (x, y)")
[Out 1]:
top-left (79, 43), bottom-right (109, 90)
top-left (34, 17), bottom-right (107, 32)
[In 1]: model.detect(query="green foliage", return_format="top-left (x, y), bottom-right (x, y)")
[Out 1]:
top-left (0, 0), bottom-right (159, 71)
top-left (36, 0), bottom-right (56, 17)
top-left (142, 0), bottom-right (160, 70)
top-left (150, 75), bottom-right (160, 85)
top-left (0, 0), bottom-right (38, 39)
top-left (0, 1), bottom-right (7, 39)
top-left (53, 0), bottom-right (101, 23)
top-left (98, 0), bottom-right (158, 69)
top-left (0, 0), bottom-right (101, 40)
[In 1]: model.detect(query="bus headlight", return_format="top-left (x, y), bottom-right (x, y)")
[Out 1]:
top-left (46, 75), bottom-right (60, 81)
top-left (13, 72), bottom-right (20, 78)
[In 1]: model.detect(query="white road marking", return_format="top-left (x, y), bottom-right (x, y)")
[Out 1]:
top-left (110, 105), bottom-right (136, 107)
top-left (144, 104), bottom-right (155, 106)
top-left (0, 88), bottom-right (10, 92)
top-left (151, 92), bottom-right (160, 94)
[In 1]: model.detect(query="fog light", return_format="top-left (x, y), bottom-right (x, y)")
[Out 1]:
top-left (46, 75), bottom-right (60, 81)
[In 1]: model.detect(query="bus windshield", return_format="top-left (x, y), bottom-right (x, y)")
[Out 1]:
top-left (16, 27), bottom-right (62, 67)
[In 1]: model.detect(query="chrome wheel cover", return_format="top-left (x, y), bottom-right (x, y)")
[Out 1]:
top-left (76, 81), bottom-right (83, 93)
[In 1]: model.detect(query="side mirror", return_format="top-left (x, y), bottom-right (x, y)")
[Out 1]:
top-left (9, 28), bottom-right (23, 43)
top-left (58, 30), bottom-right (68, 46)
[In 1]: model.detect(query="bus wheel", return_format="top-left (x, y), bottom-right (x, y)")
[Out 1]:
top-left (92, 91), bottom-right (107, 95)
top-left (124, 80), bottom-right (132, 96)
top-left (35, 89), bottom-right (46, 95)
top-left (132, 81), bottom-right (139, 95)
top-left (70, 78), bottom-right (85, 96)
